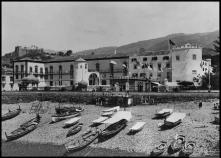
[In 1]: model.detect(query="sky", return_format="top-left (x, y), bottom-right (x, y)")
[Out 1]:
top-left (2, 2), bottom-right (219, 55)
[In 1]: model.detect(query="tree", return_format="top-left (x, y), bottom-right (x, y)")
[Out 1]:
top-left (58, 51), bottom-right (65, 56)
top-left (201, 73), bottom-right (219, 90)
top-left (66, 50), bottom-right (73, 56)
top-left (213, 37), bottom-right (220, 53)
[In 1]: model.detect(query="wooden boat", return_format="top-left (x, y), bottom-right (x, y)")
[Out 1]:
top-left (51, 112), bottom-right (80, 123)
top-left (20, 114), bottom-right (41, 128)
top-left (100, 119), bottom-right (127, 138)
top-left (155, 109), bottom-right (173, 118)
top-left (180, 141), bottom-right (196, 156)
top-left (66, 123), bottom-right (83, 137)
top-left (151, 141), bottom-right (167, 156)
top-left (55, 105), bottom-right (84, 114)
top-left (170, 134), bottom-right (185, 152)
top-left (2, 105), bottom-right (21, 121)
top-left (5, 121), bottom-right (39, 141)
top-left (65, 128), bottom-right (100, 152)
top-left (92, 116), bottom-right (109, 124)
top-left (129, 122), bottom-right (146, 133)
top-left (101, 111), bottom-right (116, 117)
top-left (63, 117), bottom-right (81, 128)
top-left (102, 106), bottom-right (120, 112)
top-left (164, 112), bottom-right (186, 127)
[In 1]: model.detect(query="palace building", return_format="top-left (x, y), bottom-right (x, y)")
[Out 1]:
top-left (12, 43), bottom-right (212, 92)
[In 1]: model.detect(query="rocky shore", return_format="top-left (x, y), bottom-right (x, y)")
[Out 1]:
top-left (1, 99), bottom-right (219, 157)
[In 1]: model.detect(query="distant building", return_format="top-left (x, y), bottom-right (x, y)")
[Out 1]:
top-left (14, 45), bottom-right (44, 57)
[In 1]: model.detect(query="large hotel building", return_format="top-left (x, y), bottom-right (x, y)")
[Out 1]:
top-left (11, 43), bottom-right (212, 92)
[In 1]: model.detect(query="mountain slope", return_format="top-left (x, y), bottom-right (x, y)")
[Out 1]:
top-left (73, 30), bottom-right (219, 58)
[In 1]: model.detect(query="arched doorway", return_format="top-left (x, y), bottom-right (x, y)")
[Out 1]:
top-left (89, 73), bottom-right (99, 85)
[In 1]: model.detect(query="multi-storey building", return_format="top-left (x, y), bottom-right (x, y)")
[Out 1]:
top-left (12, 43), bottom-right (212, 92)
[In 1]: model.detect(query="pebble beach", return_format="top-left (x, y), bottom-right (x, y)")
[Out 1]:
top-left (1, 99), bottom-right (220, 157)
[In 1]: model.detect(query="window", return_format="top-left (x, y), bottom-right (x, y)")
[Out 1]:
top-left (131, 58), bottom-right (137, 62)
top-left (205, 62), bottom-right (207, 66)
top-left (70, 65), bottom-right (74, 79)
top-left (59, 81), bottom-right (62, 86)
top-left (10, 77), bottom-right (13, 82)
top-left (50, 66), bottom-right (53, 80)
top-left (102, 80), bottom-right (107, 85)
top-left (80, 65), bottom-right (82, 69)
top-left (143, 57), bottom-right (147, 61)
top-left (40, 68), bottom-right (43, 79)
top-left (110, 63), bottom-right (114, 75)
top-left (205, 68), bottom-right (207, 71)
top-left (132, 73), bottom-right (138, 78)
top-left (59, 65), bottom-right (62, 79)
top-left (203, 68), bottom-right (204, 71)
top-left (29, 67), bottom-right (32, 73)
top-left (122, 62), bottom-right (128, 76)
top-left (158, 63), bottom-right (161, 71)
top-left (167, 72), bottom-right (170, 80)
top-left (152, 56), bottom-right (158, 61)
top-left (176, 55), bottom-right (180, 61)
top-left (192, 70), bottom-right (197, 74)
top-left (21, 65), bottom-right (24, 79)
top-left (2, 76), bottom-right (6, 82)
top-left (35, 65), bottom-right (38, 73)
top-left (45, 68), bottom-right (48, 80)
top-left (70, 81), bottom-right (74, 86)
top-left (192, 54), bottom-right (196, 60)
top-left (15, 65), bottom-right (19, 79)
top-left (96, 63), bottom-right (100, 72)
top-left (166, 63), bottom-right (170, 68)
top-left (134, 64), bottom-right (137, 69)
top-left (50, 81), bottom-right (53, 86)
top-left (85, 64), bottom-right (87, 69)
top-left (163, 56), bottom-right (169, 60)
top-left (140, 73), bottom-right (146, 78)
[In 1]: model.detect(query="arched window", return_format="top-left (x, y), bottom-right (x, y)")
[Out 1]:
top-left (21, 65), bottom-right (24, 78)
top-left (89, 73), bottom-right (99, 85)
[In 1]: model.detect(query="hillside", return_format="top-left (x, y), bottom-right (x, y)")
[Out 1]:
top-left (74, 30), bottom-right (219, 57)
top-left (2, 30), bottom-right (219, 67)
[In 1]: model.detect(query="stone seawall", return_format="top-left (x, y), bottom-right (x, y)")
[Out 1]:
top-left (2, 91), bottom-right (219, 104)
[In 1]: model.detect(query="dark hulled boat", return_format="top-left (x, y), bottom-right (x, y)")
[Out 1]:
top-left (99, 119), bottom-right (127, 138)
top-left (51, 111), bottom-right (81, 123)
top-left (66, 123), bottom-right (83, 137)
top-left (5, 115), bottom-right (40, 141)
top-left (2, 105), bottom-right (21, 121)
top-left (65, 128), bottom-right (100, 152)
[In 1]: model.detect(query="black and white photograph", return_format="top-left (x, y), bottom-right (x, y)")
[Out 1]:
top-left (1, 2), bottom-right (220, 157)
